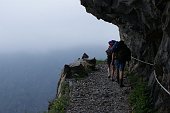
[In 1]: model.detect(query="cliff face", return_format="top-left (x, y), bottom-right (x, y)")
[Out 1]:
top-left (80, 0), bottom-right (170, 112)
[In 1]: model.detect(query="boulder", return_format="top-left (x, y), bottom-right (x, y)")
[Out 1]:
top-left (56, 54), bottom-right (96, 98)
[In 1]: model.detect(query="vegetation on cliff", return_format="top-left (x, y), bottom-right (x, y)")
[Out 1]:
top-left (128, 73), bottom-right (153, 113)
top-left (48, 81), bottom-right (70, 113)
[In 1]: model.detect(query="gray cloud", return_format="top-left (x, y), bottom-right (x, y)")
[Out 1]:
top-left (0, 0), bottom-right (119, 53)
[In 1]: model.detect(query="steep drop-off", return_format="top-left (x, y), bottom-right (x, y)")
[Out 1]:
top-left (80, 0), bottom-right (170, 112)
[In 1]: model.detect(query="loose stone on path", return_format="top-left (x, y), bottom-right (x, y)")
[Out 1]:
top-left (66, 63), bottom-right (131, 113)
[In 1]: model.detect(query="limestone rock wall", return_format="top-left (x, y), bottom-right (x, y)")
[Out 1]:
top-left (80, 0), bottom-right (170, 112)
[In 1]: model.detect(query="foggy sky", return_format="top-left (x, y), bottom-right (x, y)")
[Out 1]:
top-left (0, 0), bottom-right (119, 54)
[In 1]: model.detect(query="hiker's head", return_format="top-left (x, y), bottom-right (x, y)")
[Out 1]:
top-left (108, 40), bottom-right (116, 46)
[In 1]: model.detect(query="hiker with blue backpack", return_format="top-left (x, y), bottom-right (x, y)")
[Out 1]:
top-left (112, 40), bottom-right (131, 87)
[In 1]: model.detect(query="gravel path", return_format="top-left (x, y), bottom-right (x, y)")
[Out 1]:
top-left (66, 63), bottom-right (131, 113)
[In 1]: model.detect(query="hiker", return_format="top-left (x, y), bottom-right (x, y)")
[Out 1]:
top-left (113, 40), bottom-right (131, 87)
top-left (106, 40), bottom-right (117, 79)
top-left (111, 41), bottom-right (119, 81)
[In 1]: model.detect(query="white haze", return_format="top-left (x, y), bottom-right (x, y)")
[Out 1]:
top-left (0, 0), bottom-right (120, 113)
top-left (0, 0), bottom-right (119, 54)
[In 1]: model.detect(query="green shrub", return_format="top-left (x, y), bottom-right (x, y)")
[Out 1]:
top-left (48, 82), bottom-right (70, 113)
top-left (96, 59), bottom-right (105, 64)
top-left (128, 73), bottom-right (153, 113)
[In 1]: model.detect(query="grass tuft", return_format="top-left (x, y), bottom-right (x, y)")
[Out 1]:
top-left (48, 82), bottom-right (70, 113)
top-left (128, 73), bottom-right (153, 113)
top-left (96, 59), bottom-right (105, 64)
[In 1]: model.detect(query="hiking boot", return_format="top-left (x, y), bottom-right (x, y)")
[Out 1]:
top-left (116, 76), bottom-right (119, 84)
top-left (111, 77), bottom-right (115, 81)
top-left (120, 78), bottom-right (124, 87)
top-left (117, 79), bottom-right (119, 84)
top-left (120, 84), bottom-right (125, 88)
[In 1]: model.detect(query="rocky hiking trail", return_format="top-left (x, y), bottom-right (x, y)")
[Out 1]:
top-left (66, 63), bottom-right (131, 113)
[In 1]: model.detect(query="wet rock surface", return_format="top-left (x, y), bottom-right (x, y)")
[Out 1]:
top-left (66, 63), bottom-right (131, 113)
